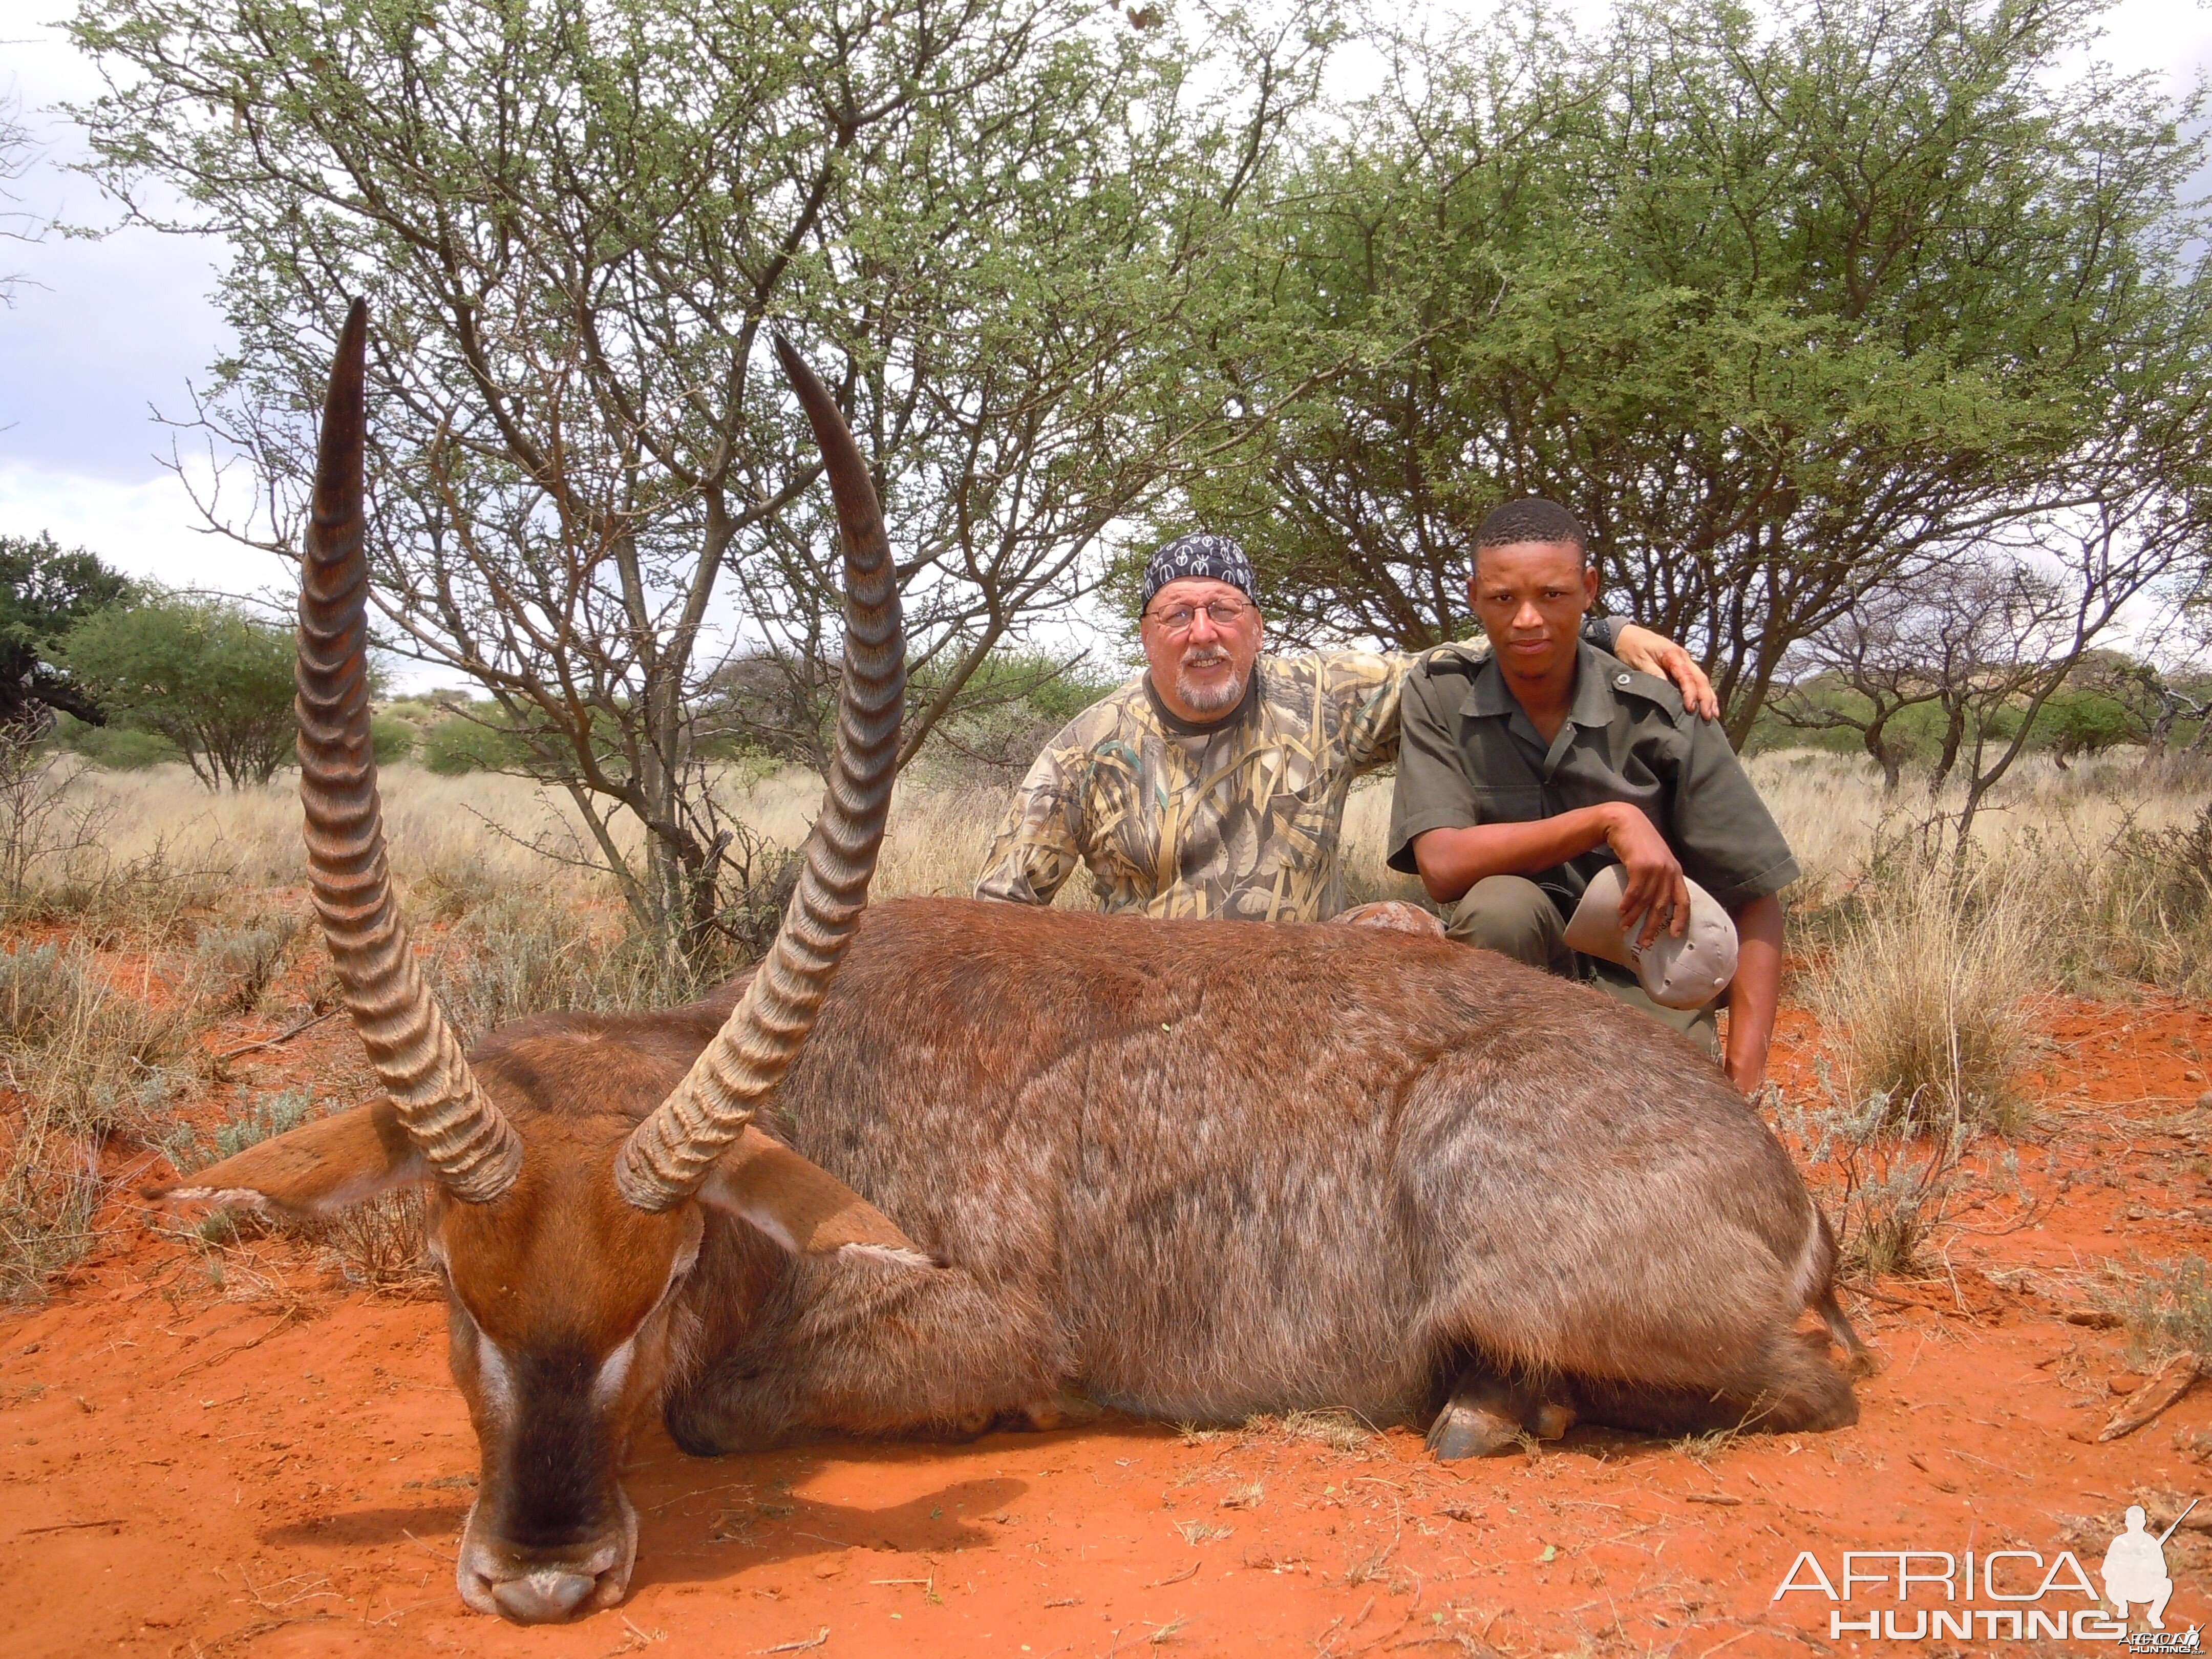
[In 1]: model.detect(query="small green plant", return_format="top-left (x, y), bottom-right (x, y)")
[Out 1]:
top-left (1787, 1069), bottom-right (1968, 1279)
top-left (2099, 1257), bottom-right (2212, 1367)
top-left (190, 916), bottom-right (300, 1014)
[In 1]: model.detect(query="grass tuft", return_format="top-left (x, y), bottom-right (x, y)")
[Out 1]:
top-left (426, 891), bottom-right (708, 1042)
top-left (0, 939), bottom-right (201, 1299)
top-left (2099, 1256), bottom-right (2212, 1368)
top-left (1278, 1408), bottom-right (1376, 1453)
top-left (1807, 855), bottom-right (2036, 1131)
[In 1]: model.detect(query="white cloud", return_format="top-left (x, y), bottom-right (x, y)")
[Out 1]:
top-left (0, 455), bottom-right (289, 603)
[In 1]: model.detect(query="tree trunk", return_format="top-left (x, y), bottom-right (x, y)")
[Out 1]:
top-left (1863, 720), bottom-right (1902, 792)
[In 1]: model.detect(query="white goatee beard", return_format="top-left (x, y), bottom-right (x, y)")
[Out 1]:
top-left (1176, 649), bottom-right (1247, 715)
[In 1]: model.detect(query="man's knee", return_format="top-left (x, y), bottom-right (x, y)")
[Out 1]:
top-left (1447, 876), bottom-right (1571, 975)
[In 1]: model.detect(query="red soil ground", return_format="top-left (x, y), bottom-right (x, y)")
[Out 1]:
top-left (6, 980), bottom-right (2212, 1657)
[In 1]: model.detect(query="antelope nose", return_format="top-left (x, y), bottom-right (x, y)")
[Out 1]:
top-left (490, 1568), bottom-right (597, 1623)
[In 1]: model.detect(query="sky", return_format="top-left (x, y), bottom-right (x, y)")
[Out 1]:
top-left (1, 0), bottom-right (2209, 683)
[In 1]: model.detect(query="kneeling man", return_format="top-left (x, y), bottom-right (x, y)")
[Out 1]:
top-left (1387, 500), bottom-right (1796, 1091)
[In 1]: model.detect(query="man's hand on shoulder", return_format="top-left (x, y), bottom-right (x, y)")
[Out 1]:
top-left (1611, 625), bottom-right (1719, 721)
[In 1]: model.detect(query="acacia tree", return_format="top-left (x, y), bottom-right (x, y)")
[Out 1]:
top-left (1772, 584), bottom-right (1967, 792)
top-left (1188, 0), bottom-right (2212, 743)
top-left (1926, 493), bottom-right (2212, 850)
top-left (0, 534), bottom-right (135, 730)
top-left (67, 0), bottom-right (1324, 955)
top-left (60, 593), bottom-right (298, 790)
top-left (1778, 482), bottom-right (2206, 843)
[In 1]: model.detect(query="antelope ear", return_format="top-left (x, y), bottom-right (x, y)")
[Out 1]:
top-left (699, 1126), bottom-right (930, 1264)
top-left (144, 1100), bottom-right (427, 1219)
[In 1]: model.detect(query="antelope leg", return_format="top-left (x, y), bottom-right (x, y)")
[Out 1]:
top-left (667, 1251), bottom-right (1067, 1453)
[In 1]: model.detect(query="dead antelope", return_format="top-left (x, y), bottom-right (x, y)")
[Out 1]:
top-left (155, 306), bottom-right (1868, 1625)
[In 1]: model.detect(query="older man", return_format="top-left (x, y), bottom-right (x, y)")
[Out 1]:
top-left (973, 531), bottom-right (1715, 923)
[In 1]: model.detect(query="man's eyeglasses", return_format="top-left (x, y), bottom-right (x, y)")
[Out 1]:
top-left (1146, 600), bottom-right (1253, 634)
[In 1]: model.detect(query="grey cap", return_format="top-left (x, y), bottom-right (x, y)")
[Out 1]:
top-left (1563, 864), bottom-right (1738, 1010)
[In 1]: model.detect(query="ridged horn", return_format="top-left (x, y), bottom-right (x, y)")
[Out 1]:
top-left (615, 339), bottom-right (904, 1211)
top-left (297, 300), bottom-right (522, 1204)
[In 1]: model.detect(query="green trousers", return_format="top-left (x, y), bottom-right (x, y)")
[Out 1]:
top-left (1445, 875), bottom-right (1720, 1058)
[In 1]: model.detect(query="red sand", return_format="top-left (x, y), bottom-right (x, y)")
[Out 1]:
top-left (6, 990), bottom-right (2212, 1656)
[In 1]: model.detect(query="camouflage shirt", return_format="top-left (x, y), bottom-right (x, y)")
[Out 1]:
top-left (973, 650), bottom-right (1408, 922)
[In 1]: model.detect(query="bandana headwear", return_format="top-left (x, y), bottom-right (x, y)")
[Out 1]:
top-left (1142, 533), bottom-right (1254, 610)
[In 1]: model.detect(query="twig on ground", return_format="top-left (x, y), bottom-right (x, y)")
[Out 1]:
top-left (215, 1008), bottom-right (339, 1059)
top-left (753, 1629), bottom-right (828, 1655)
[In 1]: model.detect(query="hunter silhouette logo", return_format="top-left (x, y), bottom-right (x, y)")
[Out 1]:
top-left (1772, 1504), bottom-right (2203, 1646)
top-left (2105, 1503), bottom-right (2185, 1628)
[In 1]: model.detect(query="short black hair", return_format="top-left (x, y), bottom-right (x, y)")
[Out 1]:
top-left (1475, 499), bottom-right (1588, 562)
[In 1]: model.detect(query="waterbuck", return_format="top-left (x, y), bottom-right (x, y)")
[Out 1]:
top-left (154, 306), bottom-right (1868, 1625)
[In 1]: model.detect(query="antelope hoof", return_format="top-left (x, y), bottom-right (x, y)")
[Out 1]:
top-left (488, 1569), bottom-right (599, 1623)
top-left (1424, 1400), bottom-right (1523, 1460)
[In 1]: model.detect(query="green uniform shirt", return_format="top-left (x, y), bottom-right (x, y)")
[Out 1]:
top-left (1386, 640), bottom-right (1798, 913)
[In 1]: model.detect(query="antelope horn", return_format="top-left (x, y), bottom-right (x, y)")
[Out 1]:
top-left (615, 339), bottom-right (904, 1211)
top-left (297, 300), bottom-right (522, 1204)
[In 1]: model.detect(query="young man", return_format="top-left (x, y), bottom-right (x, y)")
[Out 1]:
top-left (1387, 500), bottom-right (1796, 1090)
top-left (975, 530), bottom-right (1719, 924)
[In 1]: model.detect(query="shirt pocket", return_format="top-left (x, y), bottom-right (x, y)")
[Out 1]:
top-left (1469, 783), bottom-right (1546, 825)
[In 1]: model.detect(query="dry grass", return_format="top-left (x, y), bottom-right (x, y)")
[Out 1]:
top-left (1746, 749), bottom-right (2212, 905)
top-left (3, 737), bottom-right (2207, 1302)
top-left (423, 889), bottom-right (705, 1045)
top-left (1806, 858), bottom-right (2039, 1130)
top-left (1275, 1408), bottom-right (1378, 1453)
top-left (0, 939), bottom-right (205, 1298)
top-left (2098, 1256), bottom-right (2212, 1367)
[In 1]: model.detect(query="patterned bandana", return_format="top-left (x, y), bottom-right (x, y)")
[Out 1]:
top-left (1142, 532), bottom-right (1254, 609)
